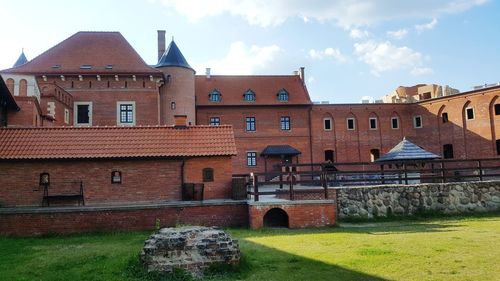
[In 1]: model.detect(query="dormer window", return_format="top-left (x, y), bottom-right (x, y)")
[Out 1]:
top-left (80, 64), bottom-right (92, 69)
top-left (52, 64), bottom-right (60, 69)
top-left (243, 89), bottom-right (256, 102)
top-left (105, 64), bottom-right (113, 70)
top-left (209, 89), bottom-right (221, 102)
top-left (277, 89), bottom-right (289, 102)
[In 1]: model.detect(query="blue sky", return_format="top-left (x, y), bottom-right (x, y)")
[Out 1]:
top-left (1, 0), bottom-right (499, 103)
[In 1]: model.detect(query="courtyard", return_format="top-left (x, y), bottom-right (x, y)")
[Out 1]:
top-left (0, 215), bottom-right (498, 280)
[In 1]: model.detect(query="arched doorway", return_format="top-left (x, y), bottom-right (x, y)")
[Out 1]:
top-left (263, 208), bottom-right (289, 228)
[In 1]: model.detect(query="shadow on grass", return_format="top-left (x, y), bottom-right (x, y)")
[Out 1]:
top-left (125, 241), bottom-right (388, 281)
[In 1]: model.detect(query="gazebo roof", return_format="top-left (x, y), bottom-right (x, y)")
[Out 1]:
top-left (261, 145), bottom-right (301, 156)
top-left (376, 137), bottom-right (440, 162)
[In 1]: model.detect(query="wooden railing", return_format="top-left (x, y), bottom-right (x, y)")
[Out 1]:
top-left (237, 158), bottom-right (500, 202)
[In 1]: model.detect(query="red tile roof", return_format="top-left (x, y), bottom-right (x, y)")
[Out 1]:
top-left (0, 126), bottom-right (237, 160)
top-left (2, 32), bottom-right (160, 75)
top-left (195, 75), bottom-right (312, 106)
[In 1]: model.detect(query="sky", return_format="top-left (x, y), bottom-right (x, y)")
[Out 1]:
top-left (1, 0), bottom-right (499, 103)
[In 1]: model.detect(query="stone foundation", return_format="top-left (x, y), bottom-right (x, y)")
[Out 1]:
top-left (336, 181), bottom-right (500, 219)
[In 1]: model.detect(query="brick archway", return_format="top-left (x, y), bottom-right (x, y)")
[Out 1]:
top-left (263, 208), bottom-right (289, 228)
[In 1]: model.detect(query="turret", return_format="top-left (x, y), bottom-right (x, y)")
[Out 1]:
top-left (156, 30), bottom-right (196, 126)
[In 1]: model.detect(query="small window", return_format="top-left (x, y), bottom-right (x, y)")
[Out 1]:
top-left (442, 112), bottom-right (449, 123)
top-left (280, 116), bottom-right (291, 131)
top-left (277, 89), bottom-right (289, 102)
top-left (413, 116), bottom-right (422, 128)
top-left (117, 102), bottom-right (135, 125)
top-left (74, 102), bottom-right (92, 126)
top-left (80, 64), bottom-right (92, 69)
top-left (209, 117), bottom-right (220, 126)
top-left (39, 172), bottom-right (50, 186)
top-left (496, 139), bottom-right (500, 155)
top-left (105, 64), bottom-right (113, 69)
top-left (246, 117), bottom-right (256, 131)
top-left (209, 89), bottom-right (221, 102)
top-left (347, 118), bottom-right (355, 130)
top-left (64, 109), bottom-right (70, 124)
top-left (111, 171), bottom-right (122, 184)
top-left (324, 150), bottom-right (334, 162)
top-left (391, 117), bottom-right (399, 129)
top-left (369, 117), bottom-right (377, 130)
top-left (202, 168), bottom-right (214, 182)
top-left (370, 149), bottom-right (380, 162)
top-left (171, 102), bottom-right (176, 110)
top-left (243, 89), bottom-right (256, 102)
top-left (443, 144), bottom-right (454, 159)
top-left (466, 107), bottom-right (474, 120)
top-left (247, 152), bottom-right (257, 166)
top-left (323, 118), bottom-right (332, 131)
top-left (495, 104), bottom-right (500, 115)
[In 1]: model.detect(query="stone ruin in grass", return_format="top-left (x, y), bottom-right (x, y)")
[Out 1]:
top-left (141, 226), bottom-right (240, 277)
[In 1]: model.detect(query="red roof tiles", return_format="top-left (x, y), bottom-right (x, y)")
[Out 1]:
top-left (0, 126), bottom-right (237, 160)
top-left (195, 75), bottom-right (312, 106)
top-left (2, 32), bottom-right (160, 75)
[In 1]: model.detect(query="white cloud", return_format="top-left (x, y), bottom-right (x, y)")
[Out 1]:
top-left (354, 40), bottom-right (432, 76)
top-left (153, 0), bottom-right (487, 27)
top-left (349, 28), bottom-right (370, 39)
top-left (308, 47), bottom-right (346, 62)
top-left (307, 76), bottom-right (315, 84)
top-left (193, 41), bottom-right (281, 75)
top-left (411, 67), bottom-right (434, 76)
top-left (415, 18), bottom-right (438, 32)
top-left (387, 29), bottom-right (408, 39)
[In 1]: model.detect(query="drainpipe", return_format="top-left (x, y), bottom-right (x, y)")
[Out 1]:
top-left (308, 106), bottom-right (314, 173)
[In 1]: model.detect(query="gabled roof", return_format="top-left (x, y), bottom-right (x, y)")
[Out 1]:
top-left (261, 145), bottom-right (301, 156)
top-left (195, 75), bottom-right (312, 106)
top-left (0, 126), bottom-right (237, 160)
top-left (13, 51), bottom-right (28, 67)
top-left (2, 32), bottom-right (160, 75)
top-left (156, 40), bottom-right (193, 70)
top-left (376, 138), bottom-right (440, 162)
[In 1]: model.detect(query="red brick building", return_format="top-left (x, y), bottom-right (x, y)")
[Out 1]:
top-left (0, 31), bottom-right (499, 234)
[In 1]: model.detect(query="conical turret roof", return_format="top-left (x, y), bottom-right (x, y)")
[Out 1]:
top-left (13, 50), bottom-right (28, 67)
top-left (156, 40), bottom-right (193, 70)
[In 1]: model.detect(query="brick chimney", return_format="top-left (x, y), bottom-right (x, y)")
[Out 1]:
top-left (174, 115), bottom-right (188, 128)
top-left (299, 67), bottom-right (305, 82)
top-left (157, 30), bottom-right (166, 62)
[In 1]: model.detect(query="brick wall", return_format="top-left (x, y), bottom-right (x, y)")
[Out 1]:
top-left (0, 202), bottom-right (248, 236)
top-left (248, 201), bottom-right (336, 229)
top-left (0, 156), bottom-right (233, 207)
top-left (7, 96), bottom-right (42, 127)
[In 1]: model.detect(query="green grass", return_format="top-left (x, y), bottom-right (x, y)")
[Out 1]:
top-left (0, 215), bottom-right (499, 280)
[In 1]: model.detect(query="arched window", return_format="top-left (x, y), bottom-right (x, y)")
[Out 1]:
top-left (277, 88), bottom-right (289, 101)
top-left (243, 89), bottom-right (256, 101)
top-left (5, 78), bottom-right (14, 94)
top-left (209, 89), bottom-right (221, 102)
top-left (19, 79), bottom-right (27, 96)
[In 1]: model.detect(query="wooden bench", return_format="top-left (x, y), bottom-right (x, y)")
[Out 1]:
top-left (42, 181), bottom-right (85, 207)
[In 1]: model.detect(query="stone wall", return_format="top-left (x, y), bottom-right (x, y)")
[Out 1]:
top-left (336, 181), bottom-right (500, 219)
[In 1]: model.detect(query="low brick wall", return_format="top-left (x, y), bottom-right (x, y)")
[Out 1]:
top-left (336, 181), bottom-right (500, 219)
top-left (248, 200), bottom-right (336, 229)
top-left (0, 200), bottom-right (248, 236)
top-left (275, 188), bottom-right (336, 200)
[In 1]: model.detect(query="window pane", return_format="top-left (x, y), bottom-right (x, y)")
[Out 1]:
top-left (392, 118), bottom-right (398, 129)
top-left (77, 105), bottom-right (89, 124)
top-left (324, 119), bottom-right (331, 130)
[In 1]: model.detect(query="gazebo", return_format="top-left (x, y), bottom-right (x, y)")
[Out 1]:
top-left (260, 145), bottom-right (301, 173)
top-left (376, 137), bottom-right (440, 184)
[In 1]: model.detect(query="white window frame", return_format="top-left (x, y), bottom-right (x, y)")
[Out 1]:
top-left (323, 118), bottom-right (332, 131)
top-left (466, 107), bottom-right (475, 120)
top-left (116, 101), bottom-right (136, 126)
top-left (347, 117), bottom-right (356, 130)
top-left (74, 101), bottom-right (92, 126)
top-left (64, 108), bottom-right (70, 124)
top-left (413, 115), bottom-right (422, 128)
top-left (391, 117), bottom-right (399, 129)
top-left (369, 117), bottom-right (378, 130)
top-left (209, 116), bottom-right (220, 126)
top-left (247, 151), bottom-right (257, 167)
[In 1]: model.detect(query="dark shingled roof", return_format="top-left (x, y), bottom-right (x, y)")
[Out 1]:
top-left (261, 145), bottom-right (301, 156)
top-left (13, 51), bottom-right (28, 67)
top-left (156, 40), bottom-right (193, 70)
top-left (376, 138), bottom-right (440, 162)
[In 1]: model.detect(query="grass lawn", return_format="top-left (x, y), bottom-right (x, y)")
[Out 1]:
top-left (0, 215), bottom-right (499, 281)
